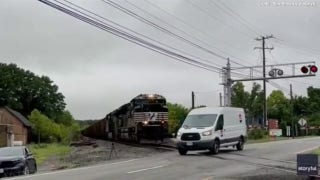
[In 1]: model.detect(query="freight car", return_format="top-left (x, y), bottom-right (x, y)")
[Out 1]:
top-left (82, 94), bottom-right (169, 142)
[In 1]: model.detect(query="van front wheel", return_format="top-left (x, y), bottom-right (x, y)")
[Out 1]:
top-left (210, 140), bottom-right (219, 154)
top-left (178, 148), bottom-right (187, 155)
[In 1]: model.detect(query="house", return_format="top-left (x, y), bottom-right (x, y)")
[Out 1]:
top-left (0, 107), bottom-right (32, 147)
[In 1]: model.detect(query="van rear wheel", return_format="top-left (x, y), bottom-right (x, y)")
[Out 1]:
top-left (236, 137), bottom-right (244, 151)
top-left (178, 148), bottom-right (187, 155)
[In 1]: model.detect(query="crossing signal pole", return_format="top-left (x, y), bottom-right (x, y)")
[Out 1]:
top-left (221, 35), bottom-right (317, 129)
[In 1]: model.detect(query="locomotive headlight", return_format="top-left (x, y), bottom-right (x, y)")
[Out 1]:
top-left (202, 130), bottom-right (212, 136)
top-left (143, 120), bottom-right (148, 125)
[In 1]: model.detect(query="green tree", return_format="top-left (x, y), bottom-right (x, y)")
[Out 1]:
top-left (167, 103), bottom-right (189, 134)
top-left (307, 86), bottom-right (320, 114)
top-left (0, 63), bottom-right (66, 118)
top-left (29, 109), bottom-right (80, 143)
top-left (267, 90), bottom-right (290, 122)
top-left (231, 82), bottom-right (250, 109)
top-left (54, 110), bottom-right (74, 126)
top-left (292, 96), bottom-right (308, 117)
top-left (247, 83), bottom-right (263, 122)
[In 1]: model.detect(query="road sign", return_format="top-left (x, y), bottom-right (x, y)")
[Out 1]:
top-left (298, 118), bottom-right (307, 126)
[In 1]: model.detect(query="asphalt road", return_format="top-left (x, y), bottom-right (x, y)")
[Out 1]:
top-left (6, 137), bottom-right (320, 180)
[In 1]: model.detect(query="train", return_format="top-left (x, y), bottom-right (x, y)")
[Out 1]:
top-left (82, 94), bottom-right (169, 142)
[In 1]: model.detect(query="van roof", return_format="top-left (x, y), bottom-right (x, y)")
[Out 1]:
top-left (189, 107), bottom-right (244, 115)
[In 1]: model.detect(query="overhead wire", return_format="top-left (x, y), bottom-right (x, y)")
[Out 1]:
top-left (186, 0), bottom-right (255, 40)
top-left (135, 0), bottom-right (258, 67)
top-left (61, 0), bottom-right (225, 69)
top-left (100, 0), bottom-right (235, 63)
top-left (39, 0), bottom-right (223, 73)
top-left (213, 0), bottom-right (265, 36)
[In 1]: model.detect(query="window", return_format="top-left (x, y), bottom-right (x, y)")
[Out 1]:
top-left (182, 114), bottom-right (217, 128)
top-left (215, 115), bottom-right (224, 131)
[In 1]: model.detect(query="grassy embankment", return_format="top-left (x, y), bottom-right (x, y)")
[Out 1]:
top-left (312, 148), bottom-right (320, 155)
top-left (28, 143), bottom-right (71, 165)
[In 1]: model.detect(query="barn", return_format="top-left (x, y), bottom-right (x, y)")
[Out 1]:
top-left (0, 107), bottom-right (32, 147)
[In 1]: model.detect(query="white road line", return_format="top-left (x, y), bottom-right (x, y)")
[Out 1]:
top-left (295, 145), bottom-right (319, 154)
top-left (127, 165), bottom-right (165, 174)
top-left (7, 158), bottom-right (141, 180)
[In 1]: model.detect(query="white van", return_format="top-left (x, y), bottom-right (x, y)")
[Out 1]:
top-left (176, 107), bottom-right (247, 155)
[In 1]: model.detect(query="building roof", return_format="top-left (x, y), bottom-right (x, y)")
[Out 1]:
top-left (3, 107), bottom-right (32, 127)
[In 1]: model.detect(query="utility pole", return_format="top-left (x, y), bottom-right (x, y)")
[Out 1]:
top-left (219, 92), bottom-right (222, 107)
top-left (191, 91), bottom-right (195, 109)
top-left (226, 59), bottom-right (232, 106)
top-left (222, 59), bottom-right (232, 107)
top-left (255, 35), bottom-right (273, 129)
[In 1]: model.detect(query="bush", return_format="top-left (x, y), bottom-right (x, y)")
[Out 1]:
top-left (248, 129), bottom-right (267, 140)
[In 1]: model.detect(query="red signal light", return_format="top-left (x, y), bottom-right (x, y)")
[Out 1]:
top-left (310, 65), bottom-right (318, 73)
top-left (301, 66), bottom-right (309, 74)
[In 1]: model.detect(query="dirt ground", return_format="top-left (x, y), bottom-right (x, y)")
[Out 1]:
top-left (38, 139), bottom-right (173, 172)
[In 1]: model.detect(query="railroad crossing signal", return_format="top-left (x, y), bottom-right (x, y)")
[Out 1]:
top-left (301, 65), bottom-right (318, 74)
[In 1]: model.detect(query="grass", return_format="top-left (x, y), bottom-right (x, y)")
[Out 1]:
top-left (312, 148), bottom-right (320, 155)
top-left (28, 143), bottom-right (71, 165)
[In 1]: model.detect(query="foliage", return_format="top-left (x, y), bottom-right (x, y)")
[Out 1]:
top-left (28, 143), bottom-right (71, 165)
top-left (231, 82), bottom-right (263, 124)
top-left (167, 103), bottom-right (189, 134)
top-left (53, 110), bottom-right (74, 126)
top-left (248, 129), bottom-right (267, 140)
top-left (307, 87), bottom-right (320, 114)
top-left (231, 82), bottom-right (250, 109)
top-left (308, 113), bottom-right (320, 126)
top-left (267, 90), bottom-right (291, 122)
top-left (29, 109), bottom-right (80, 143)
top-left (0, 63), bottom-right (65, 118)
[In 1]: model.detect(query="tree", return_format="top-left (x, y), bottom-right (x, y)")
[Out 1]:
top-left (247, 83), bottom-right (263, 125)
top-left (307, 86), bottom-right (320, 114)
top-left (0, 63), bottom-right (66, 117)
top-left (29, 109), bottom-right (80, 143)
top-left (231, 82), bottom-right (250, 109)
top-left (167, 103), bottom-right (189, 134)
top-left (292, 96), bottom-right (308, 117)
top-left (54, 110), bottom-right (74, 126)
top-left (267, 90), bottom-right (290, 121)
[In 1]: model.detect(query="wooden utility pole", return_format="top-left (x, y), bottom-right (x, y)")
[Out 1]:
top-left (191, 91), bottom-right (195, 109)
top-left (255, 35), bottom-right (273, 129)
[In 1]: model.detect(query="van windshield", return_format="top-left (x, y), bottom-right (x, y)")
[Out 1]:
top-left (182, 114), bottom-right (217, 128)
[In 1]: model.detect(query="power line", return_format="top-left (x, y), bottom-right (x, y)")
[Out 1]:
top-left (100, 0), bottom-right (234, 63)
top-left (186, 0), bottom-right (255, 39)
top-left (142, 0), bottom-right (258, 66)
top-left (124, 0), bottom-right (251, 68)
top-left (61, 0), bottom-right (224, 69)
top-left (214, 0), bottom-right (265, 35)
top-left (39, 0), bottom-right (223, 73)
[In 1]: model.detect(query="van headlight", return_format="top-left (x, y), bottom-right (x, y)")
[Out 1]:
top-left (202, 130), bottom-right (212, 136)
top-left (177, 131), bottom-right (182, 137)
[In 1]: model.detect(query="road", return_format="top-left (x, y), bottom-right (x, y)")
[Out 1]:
top-left (6, 137), bottom-right (320, 180)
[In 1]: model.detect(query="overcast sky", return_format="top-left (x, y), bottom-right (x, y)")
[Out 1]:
top-left (1, 0), bottom-right (320, 120)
